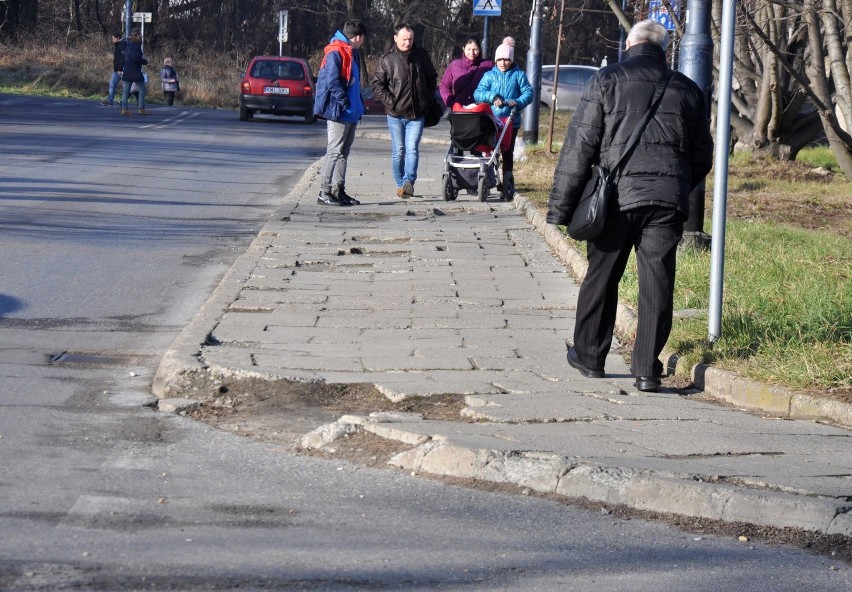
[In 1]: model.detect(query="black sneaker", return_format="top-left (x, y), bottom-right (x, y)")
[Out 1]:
top-left (317, 191), bottom-right (344, 206)
top-left (336, 188), bottom-right (360, 205)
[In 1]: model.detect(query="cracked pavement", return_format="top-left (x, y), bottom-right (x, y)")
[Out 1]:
top-left (154, 119), bottom-right (852, 538)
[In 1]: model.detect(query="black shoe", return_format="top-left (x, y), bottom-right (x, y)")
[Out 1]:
top-left (317, 191), bottom-right (344, 206)
top-left (336, 188), bottom-right (360, 205)
top-left (566, 347), bottom-right (604, 378)
top-left (634, 376), bottom-right (661, 392)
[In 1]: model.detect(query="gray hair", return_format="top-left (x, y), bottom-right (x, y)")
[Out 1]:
top-left (627, 20), bottom-right (669, 51)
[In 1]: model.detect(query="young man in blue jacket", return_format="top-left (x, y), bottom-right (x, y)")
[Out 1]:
top-left (314, 19), bottom-right (367, 206)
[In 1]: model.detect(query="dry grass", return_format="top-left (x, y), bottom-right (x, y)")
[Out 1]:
top-left (0, 34), bottom-right (241, 108)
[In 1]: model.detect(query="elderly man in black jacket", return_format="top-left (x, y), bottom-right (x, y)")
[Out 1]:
top-left (547, 19), bottom-right (713, 392)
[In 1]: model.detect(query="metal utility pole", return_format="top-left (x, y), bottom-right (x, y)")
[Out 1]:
top-left (678, 0), bottom-right (714, 249)
top-left (709, 0), bottom-right (737, 341)
top-left (547, 0), bottom-right (566, 152)
top-left (483, 16), bottom-right (490, 62)
top-left (523, 0), bottom-right (544, 144)
top-left (124, 0), bottom-right (131, 37)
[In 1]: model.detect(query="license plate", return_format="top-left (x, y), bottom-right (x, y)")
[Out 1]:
top-left (264, 86), bottom-right (289, 95)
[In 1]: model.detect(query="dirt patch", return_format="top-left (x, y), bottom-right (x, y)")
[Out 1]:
top-left (185, 375), bottom-right (467, 450)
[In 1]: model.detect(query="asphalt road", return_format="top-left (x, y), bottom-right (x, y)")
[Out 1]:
top-left (0, 95), bottom-right (847, 590)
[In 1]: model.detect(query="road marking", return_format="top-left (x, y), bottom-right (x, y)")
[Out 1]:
top-left (141, 110), bottom-right (198, 129)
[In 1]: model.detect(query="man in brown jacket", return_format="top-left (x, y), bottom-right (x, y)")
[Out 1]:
top-left (370, 23), bottom-right (438, 199)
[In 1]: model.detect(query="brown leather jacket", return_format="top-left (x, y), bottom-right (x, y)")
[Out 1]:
top-left (370, 45), bottom-right (437, 119)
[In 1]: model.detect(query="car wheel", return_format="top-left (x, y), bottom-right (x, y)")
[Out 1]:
top-left (239, 101), bottom-right (251, 121)
top-left (304, 110), bottom-right (315, 124)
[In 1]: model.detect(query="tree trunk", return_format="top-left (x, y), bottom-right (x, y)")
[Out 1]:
top-left (804, 0), bottom-right (852, 177)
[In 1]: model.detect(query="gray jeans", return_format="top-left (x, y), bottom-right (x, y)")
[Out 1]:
top-left (320, 120), bottom-right (357, 193)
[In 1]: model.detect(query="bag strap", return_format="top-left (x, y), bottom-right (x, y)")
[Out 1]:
top-left (608, 71), bottom-right (674, 179)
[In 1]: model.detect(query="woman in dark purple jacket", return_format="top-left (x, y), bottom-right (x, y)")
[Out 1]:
top-left (439, 36), bottom-right (493, 108)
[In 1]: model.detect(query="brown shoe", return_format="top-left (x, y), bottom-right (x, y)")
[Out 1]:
top-left (120, 109), bottom-right (130, 116)
top-left (402, 180), bottom-right (414, 198)
top-left (138, 109), bottom-right (150, 115)
top-left (396, 186), bottom-right (408, 199)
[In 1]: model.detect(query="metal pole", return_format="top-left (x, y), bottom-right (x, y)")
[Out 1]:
top-left (483, 16), bottom-right (490, 62)
top-left (709, 0), bottom-right (736, 341)
top-left (618, 0), bottom-right (627, 62)
top-left (678, 0), bottom-right (714, 246)
top-left (523, 0), bottom-right (543, 144)
top-left (547, 0), bottom-right (566, 152)
top-left (124, 0), bottom-right (131, 38)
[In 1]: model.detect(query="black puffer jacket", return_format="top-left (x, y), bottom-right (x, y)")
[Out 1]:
top-left (370, 45), bottom-right (437, 119)
top-left (547, 43), bottom-right (713, 225)
top-left (113, 38), bottom-right (127, 72)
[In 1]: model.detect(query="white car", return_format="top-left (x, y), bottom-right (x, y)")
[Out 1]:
top-left (539, 65), bottom-right (598, 111)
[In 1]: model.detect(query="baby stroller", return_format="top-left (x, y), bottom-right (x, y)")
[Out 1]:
top-left (442, 103), bottom-right (515, 202)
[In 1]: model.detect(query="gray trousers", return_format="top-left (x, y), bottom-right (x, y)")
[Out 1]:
top-left (320, 120), bottom-right (357, 193)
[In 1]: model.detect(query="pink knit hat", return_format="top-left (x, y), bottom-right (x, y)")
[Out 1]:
top-left (495, 43), bottom-right (514, 62)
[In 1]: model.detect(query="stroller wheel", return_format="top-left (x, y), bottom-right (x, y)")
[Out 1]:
top-left (477, 175), bottom-right (487, 202)
top-left (442, 173), bottom-right (457, 201)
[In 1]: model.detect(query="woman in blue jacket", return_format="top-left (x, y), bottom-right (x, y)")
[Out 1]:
top-left (474, 43), bottom-right (533, 197)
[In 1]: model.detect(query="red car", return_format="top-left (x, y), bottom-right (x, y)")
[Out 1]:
top-left (239, 56), bottom-right (315, 123)
top-left (360, 87), bottom-right (386, 116)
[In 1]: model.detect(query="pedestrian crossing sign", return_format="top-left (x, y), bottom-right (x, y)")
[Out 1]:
top-left (473, 0), bottom-right (502, 16)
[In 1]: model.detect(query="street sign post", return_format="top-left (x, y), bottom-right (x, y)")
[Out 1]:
top-left (132, 12), bottom-right (152, 51)
top-left (278, 10), bottom-right (288, 56)
top-left (473, 0), bottom-right (502, 16)
top-left (474, 0), bottom-right (502, 63)
top-left (648, 0), bottom-right (679, 31)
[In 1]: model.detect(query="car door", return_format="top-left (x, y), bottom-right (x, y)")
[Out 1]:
top-left (540, 68), bottom-right (556, 109)
top-left (555, 68), bottom-right (585, 111)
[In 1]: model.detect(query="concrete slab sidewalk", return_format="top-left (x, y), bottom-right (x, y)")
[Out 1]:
top-left (153, 117), bottom-right (852, 537)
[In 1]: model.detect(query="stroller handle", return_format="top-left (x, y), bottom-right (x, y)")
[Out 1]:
top-left (495, 107), bottom-right (517, 150)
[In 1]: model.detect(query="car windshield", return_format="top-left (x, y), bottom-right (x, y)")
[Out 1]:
top-left (251, 60), bottom-right (304, 81)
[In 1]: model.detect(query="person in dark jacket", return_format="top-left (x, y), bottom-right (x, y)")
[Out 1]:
top-left (314, 18), bottom-right (368, 206)
top-left (547, 20), bottom-right (714, 392)
top-left (120, 31), bottom-right (149, 116)
top-left (101, 32), bottom-right (126, 106)
top-left (370, 23), bottom-right (438, 199)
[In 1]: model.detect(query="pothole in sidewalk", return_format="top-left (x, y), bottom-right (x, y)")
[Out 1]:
top-left (318, 212), bottom-right (391, 222)
top-left (183, 375), bottom-right (468, 449)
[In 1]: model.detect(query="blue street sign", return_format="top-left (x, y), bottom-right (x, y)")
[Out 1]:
top-left (473, 0), bottom-right (502, 17)
top-left (648, 0), bottom-right (680, 31)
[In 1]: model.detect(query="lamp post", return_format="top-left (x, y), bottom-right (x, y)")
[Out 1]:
top-left (677, 0), bottom-right (714, 248)
top-left (523, 0), bottom-right (544, 144)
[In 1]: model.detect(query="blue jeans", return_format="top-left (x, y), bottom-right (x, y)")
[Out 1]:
top-left (107, 71), bottom-right (121, 104)
top-left (386, 115), bottom-right (424, 187)
top-left (121, 79), bottom-right (146, 110)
